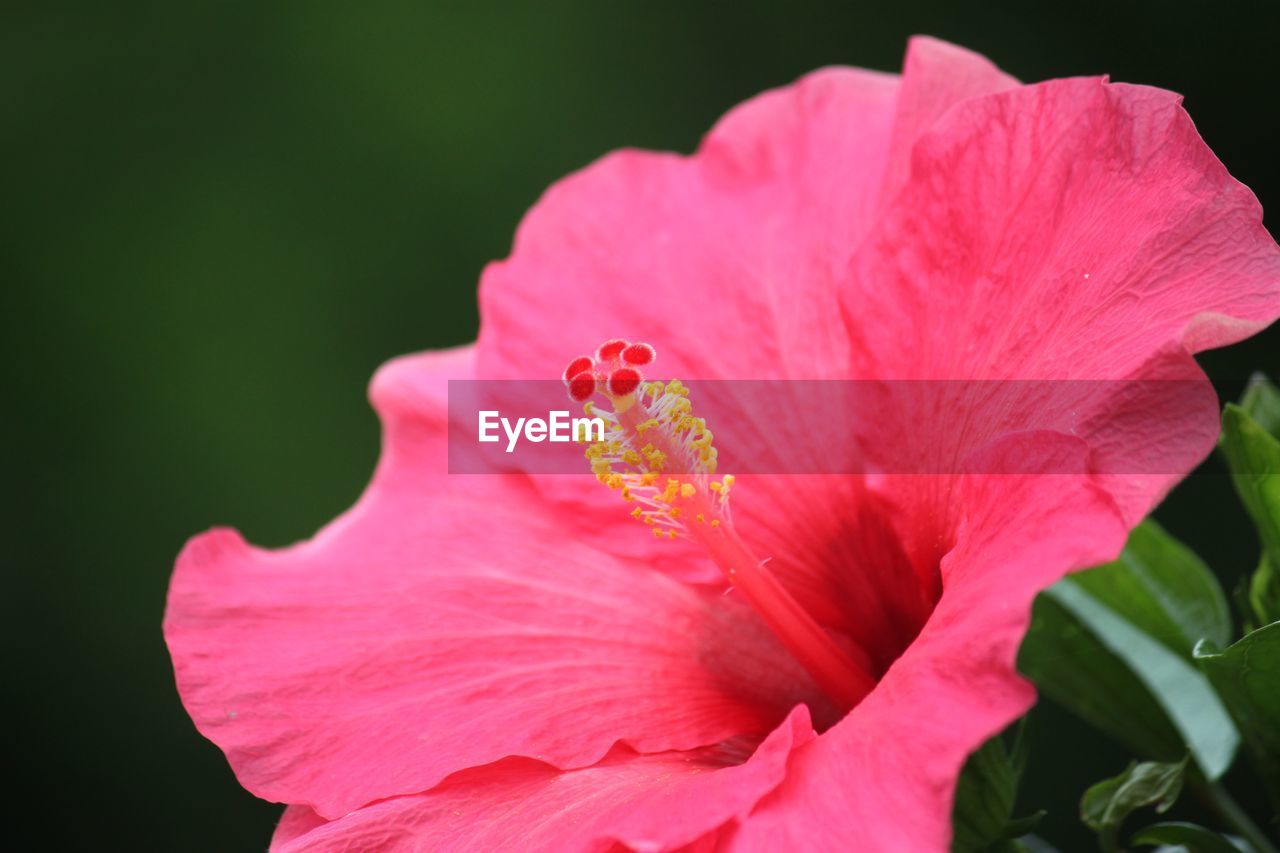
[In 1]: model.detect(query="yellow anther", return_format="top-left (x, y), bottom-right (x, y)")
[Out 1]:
top-left (662, 479), bottom-right (680, 503)
top-left (580, 365), bottom-right (732, 537)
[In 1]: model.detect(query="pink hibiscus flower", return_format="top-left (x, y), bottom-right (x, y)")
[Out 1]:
top-left (165, 38), bottom-right (1280, 850)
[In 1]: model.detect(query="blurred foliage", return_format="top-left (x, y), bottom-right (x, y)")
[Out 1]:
top-left (952, 721), bottom-right (1045, 852)
top-left (1019, 522), bottom-right (1239, 781)
top-left (1080, 756), bottom-right (1187, 852)
top-left (4, 1), bottom-right (1279, 850)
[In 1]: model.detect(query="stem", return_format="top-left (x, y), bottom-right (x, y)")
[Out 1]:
top-left (1200, 781), bottom-right (1278, 853)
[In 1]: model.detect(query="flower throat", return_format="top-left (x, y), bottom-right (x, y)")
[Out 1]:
top-left (564, 339), bottom-right (875, 712)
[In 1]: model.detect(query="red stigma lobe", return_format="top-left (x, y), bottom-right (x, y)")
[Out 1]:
top-left (568, 372), bottom-right (597, 402)
top-left (596, 339), bottom-right (628, 361)
top-left (563, 356), bottom-right (594, 384)
top-left (621, 343), bottom-right (655, 365)
top-left (608, 367), bottom-right (642, 397)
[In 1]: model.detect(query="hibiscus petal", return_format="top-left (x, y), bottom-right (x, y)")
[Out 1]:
top-left (733, 437), bottom-right (1130, 849)
top-left (846, 75), bottom-right (1280, 382)
top-left (165, 347), bottom-right (825, 819)
top-left (878, 35), bottom-right (1019, 204)
top-left (476, 64), bottom-right (900, 382)
top-left (844, 73), bottom-right (1280, 526)
top-left (270, 706), bottom-right (815, 852)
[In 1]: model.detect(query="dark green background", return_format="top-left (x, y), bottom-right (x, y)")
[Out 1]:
top-left (6, 2), bottom-right (1278, 850)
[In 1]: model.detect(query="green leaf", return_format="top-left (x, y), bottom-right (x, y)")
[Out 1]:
top-left (1221, 379), bottom-right (1280, 632)
top-left (1245, 555), bottom-right (1280, 630)
top-left (1020, 580), bottom-right (1239, 779)
top-left (1081, 757), bottom-right (1188, 852)
top-left (1240, 373), bottom-right (1280, 438)
top-left (1195, 623), bottom-right (1280, 803)
top-left (952, 722), bottom-right (1045, 852)
top-left (1220, 402), bottom-right (1280, 567)
top-left (953, 736), bottom-right (1018, 852)
top-left (1003, 812), bottom-right (1048, 841)
top-left (1130, 821), bottom-right (1241, 853)
top-left (1071, 520), bottom-right (1231, 655)
top-left (1021, 592), bottom-right (1184, 759)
